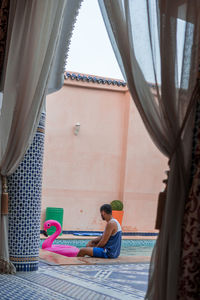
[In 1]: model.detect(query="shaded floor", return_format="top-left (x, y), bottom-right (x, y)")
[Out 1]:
top-left (0, 261), bottom-right (149, 299)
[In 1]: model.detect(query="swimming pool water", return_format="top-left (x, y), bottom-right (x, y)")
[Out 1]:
top-left (120, 245), bottom-right (153, 256)
top-left (40, 239), bottom-right (156, 256)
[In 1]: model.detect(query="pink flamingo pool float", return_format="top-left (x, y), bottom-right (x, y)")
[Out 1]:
top-left (42, 220), bottom-right (79, 257)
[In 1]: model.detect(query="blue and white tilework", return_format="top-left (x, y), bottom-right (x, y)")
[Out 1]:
top-left (0, 262), bottom-right (149, 299)
top-left (54, 230), bottom-right (158, 237)
top-left (8, 113), bottom-right (46, 272)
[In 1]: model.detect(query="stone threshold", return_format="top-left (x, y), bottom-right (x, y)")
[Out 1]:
top-left (39, 249), bottom-right (150, 266)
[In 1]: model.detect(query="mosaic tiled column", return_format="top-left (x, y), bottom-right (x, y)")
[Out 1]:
top-left (7, 112), bottom-right (45, 271)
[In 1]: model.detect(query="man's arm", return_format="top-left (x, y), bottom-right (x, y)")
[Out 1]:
top-left (96, 222), bottom-right (114, 248)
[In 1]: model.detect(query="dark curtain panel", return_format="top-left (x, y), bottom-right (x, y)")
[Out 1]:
top-left (0, 0), bottom-right (10, 81)
top-left (178, 90), bottom-right (200, 299)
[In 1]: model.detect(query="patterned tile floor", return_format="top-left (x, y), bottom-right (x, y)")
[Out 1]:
top-left (0, 261), bottom-right (149, 300)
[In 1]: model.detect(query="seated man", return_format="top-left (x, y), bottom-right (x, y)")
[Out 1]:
top-left (77, 204), bottom-right (122, 258)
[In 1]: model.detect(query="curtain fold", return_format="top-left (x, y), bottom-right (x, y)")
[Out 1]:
top-left (98, 1), bottom-right (200, 299)
top-left (47, 0), bottom-right (82, 94)
top-left (0, 0), bottom-right (82, 274)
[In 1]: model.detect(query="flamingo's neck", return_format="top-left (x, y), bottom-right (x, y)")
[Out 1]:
top-left (42, 224), bottom-right (61, 249)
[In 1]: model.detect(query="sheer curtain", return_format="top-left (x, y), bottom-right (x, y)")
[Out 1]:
top-left (0, 0), bottom-right (82, 273)
top-left (98, 1), bottom-right (200, 299)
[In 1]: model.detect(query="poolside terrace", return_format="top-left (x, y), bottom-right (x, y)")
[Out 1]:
top-left (0, 255), bottom-right (149, 300)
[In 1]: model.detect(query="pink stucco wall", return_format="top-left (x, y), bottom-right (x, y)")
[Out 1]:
top-left (41, 73), bottom-right (167, 232)
top-left (122, 99), bottom-right (167, 231)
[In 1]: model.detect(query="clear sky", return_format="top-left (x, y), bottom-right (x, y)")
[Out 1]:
top-left (66, 0), bottom-right (124, 80)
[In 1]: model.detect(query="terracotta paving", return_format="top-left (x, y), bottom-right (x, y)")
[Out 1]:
top-left (39, 249), bottom-right (150, 266)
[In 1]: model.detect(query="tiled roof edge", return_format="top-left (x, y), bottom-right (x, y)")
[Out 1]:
top-left (64, 71), bottom-right (127, 87)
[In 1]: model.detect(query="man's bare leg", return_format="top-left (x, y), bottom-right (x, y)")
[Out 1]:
top-left (77, 247), bottom-right (93, 257)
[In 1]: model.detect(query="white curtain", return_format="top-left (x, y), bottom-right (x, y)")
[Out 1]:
top-left (98, 1), bottom-right (200, 299)
top-left (0, 0), bottom-right (82, 273)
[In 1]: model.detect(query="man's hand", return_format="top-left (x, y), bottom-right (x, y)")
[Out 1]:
top-left (86, 240), bottom-right (96, 247)
top-left (86, 235), bottom-right (102, 247)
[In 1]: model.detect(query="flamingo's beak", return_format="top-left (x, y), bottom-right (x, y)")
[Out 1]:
top-left (43, 230), bottom-right (48, 237)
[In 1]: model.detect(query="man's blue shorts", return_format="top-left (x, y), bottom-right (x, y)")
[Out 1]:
top-left (93, 247), bottom-right (108, 258)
